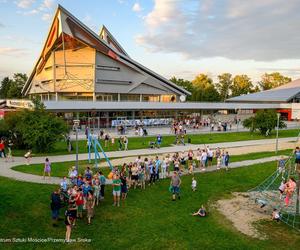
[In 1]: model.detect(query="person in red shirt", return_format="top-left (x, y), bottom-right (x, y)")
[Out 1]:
top-left (75, 188), bottom-right (84, 219)
top-left (0, 139), bottom-right (6, 159)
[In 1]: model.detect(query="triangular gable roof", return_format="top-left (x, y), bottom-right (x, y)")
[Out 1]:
top-left (227, 78), bottom-right (300, 103)
top-left (99, 25), bottom-right (129, 57)
top-left (22, 5), bottom-right (190, 97)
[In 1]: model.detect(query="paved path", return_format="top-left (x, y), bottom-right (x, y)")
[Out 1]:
top-left (0, 155), bottom-right (282, 185)
top-left (1, 136), bottom-right (297, 185)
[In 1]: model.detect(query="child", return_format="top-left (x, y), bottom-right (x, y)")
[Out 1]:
top-left (277, 156), bottom-right (286, 173)
top-left (191, 177), bottom-right (197, 191)
top-left (43, 158), bottom-right (51, 180)
top-left (272, 208), bottom-right (281, 222)
top-left (188, 163), bottom-right (194, 175)
top-left (224, 151), bottom-right (230, 171)
top-left (216, 156), bottom-right (221, 170)
top-left (24, 150), bottom-right (32, 165)
top-left (278, 180), bottom-right (286, 200)
top-left (121, 174), bottom-right (128, 200)
top-left (192, 205), bottom-right (206, 217)
top-left (93, 179), bottom-right (101, 206)
top-left (75, 188), bottom-right (84, 219)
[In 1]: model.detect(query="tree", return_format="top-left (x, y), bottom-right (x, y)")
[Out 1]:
top-left (191, 74), bottom-right (220, 102)
top-left (243, 110), bottom-right (286, 135)
top-left (259, 72), bottom-right (291, 90)
top-left (3, 101), bottom-right (68, 152)
top-left (0, 77), bottom-right (12, 98)
top-left (230, 75), bottom-right (253, 97)
top-left (0, 73), bottom-right (27, 99)
top-left (216, 73), bottom-right (233, 101)
top-left (170, 77), bottom-right (193, 101)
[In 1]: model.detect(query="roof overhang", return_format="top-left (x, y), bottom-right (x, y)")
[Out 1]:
top-left (43, 101), bottom-right (289, 112)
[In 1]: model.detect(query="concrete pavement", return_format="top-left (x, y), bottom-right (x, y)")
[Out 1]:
top-left (0, 136), bottom-right (297, 185)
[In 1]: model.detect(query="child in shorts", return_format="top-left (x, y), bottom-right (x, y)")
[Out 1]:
top-left (191, 177), bottom-right (197, 191)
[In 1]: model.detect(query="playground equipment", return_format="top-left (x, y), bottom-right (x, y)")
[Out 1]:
top-left (248, 132), bottom-right (300, 232)
top-left (88, 133), bottom-right (113, 170)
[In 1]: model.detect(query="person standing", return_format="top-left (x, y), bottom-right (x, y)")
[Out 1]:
top-left (99, 171), bottom-right (106, 200)
top-left (0, 139), bottom-right (6, 159)
top-left (224, 151), bottom-right (230, 171)
top-left (149, 159), bottom-right (155, 185)
top-left (6, 140), bottom-right (14, 162)
top-left (43, 158), bottom-right (51, 180)
top-left (112, 174), bottom-right (121, 207)
top-left (156, 134), bottom-right (162, 148)
top-left (161, 158), bottom-right (167, 179)
top-left (170, 171), bottom-right (181, 201)
top-left (24, 150), bottom-right (32, 165)
top-left (123, 136), bottom-right (128, 151)
top-left (50, 188), bottom-right (61, 227)
top-left (86, 190), bottom-right (95, 225)
top-left (155, 156), bottom-right (161, 181)
top-left (64, 208), bottom-right (74, 242)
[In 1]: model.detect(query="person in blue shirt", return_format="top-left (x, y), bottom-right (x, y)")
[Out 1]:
top-left (224, 151), bottom-right (230, 171)
top-left (60, 176), bottom-right (68, 192)
top-left (294, 147), bottom-right (300, 173)
top-left (155, 156), bottom-right (161, 181)
top-left (156, 135), bottom-right (162, 148)
top-left (149, 160), bottom-right (155, 185)
top-left (83, 182), bottom-right (92, 198)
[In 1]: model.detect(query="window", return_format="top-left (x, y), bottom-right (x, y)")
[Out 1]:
top-left (120, 94), bottom-right (140, 101)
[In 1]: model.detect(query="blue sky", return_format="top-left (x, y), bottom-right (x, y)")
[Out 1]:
top-left (1, 0), bottom-right (300, 83)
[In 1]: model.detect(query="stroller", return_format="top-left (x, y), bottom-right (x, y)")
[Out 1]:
top-left (149, 141), bottom-right (156, 149)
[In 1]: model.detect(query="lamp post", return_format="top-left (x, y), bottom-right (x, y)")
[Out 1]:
top-left (73, 119), bottom-right (80, 171)
top-left (275, 113), bottom-right (280, 154)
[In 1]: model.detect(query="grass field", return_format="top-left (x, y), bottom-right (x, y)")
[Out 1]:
top-left (11, 149), bottom-right (293, 178)
top-left (12, 128), bottom-right (300, 157)
top-left (1, 161), bottom-right (300, 250)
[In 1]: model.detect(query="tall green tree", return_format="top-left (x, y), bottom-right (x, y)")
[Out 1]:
top-left (216, 73), bottom-right (233, 101)
top-left (243, 110), bottom-right (286, 135)
top-left (0, 73), bottom-right (27, 99)
top-left (230, 75), bottom-right (253, 97)
top-left (259, 72), bottom-right (291, 90)
top-left (0, 77), bottom-right (12, 98)
top-left (191, 74), bottom-right (220, 102)
top-left (170, 77), bottom-right (193, 101)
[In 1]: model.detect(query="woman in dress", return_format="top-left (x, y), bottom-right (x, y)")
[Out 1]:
top-left (43, 158), bottom-right (51, 180)
top-left (86, 190), bottom-right (95, 225)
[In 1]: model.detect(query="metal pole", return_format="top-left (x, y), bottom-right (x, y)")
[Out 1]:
top-left (276, 113), bottom-right (280, 154)
top-left (76, 126), bottom-right (78, 171)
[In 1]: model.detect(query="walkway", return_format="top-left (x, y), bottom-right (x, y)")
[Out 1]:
top-left (0, 155), bottom-right (282, 185)
top-left (0, 136), bottom-right (297, 185)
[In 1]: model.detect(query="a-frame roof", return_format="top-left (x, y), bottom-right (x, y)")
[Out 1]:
top-left (99, 25), bottom-right (129, 57)
top-left (22, 5), bottom-right (190, 96)
top-left (227, 78), bottom-right (300, 103)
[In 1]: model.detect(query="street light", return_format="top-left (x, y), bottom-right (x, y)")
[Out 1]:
top-left (275, 113), bottom-right (280, 154)
top-left (73, 119), bottom-right (80, 171)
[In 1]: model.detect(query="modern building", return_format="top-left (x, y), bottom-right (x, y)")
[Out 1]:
top-left (22, 5), bottom-right (190, 104)
top-left (19, 5), bottom-right (300, 128)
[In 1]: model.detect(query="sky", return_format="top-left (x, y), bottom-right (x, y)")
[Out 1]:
top-left (1, 0), bottom-right (300, 83)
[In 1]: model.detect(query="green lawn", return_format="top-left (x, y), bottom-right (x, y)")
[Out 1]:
top-left (1, 161), bottom-right (300, 250)
top-left (12, 128), bottom-right (300, 157)
top-left (12, 149), bottom-right (293, 178)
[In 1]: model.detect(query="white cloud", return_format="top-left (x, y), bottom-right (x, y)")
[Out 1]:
top-left (0, 47), bottom-right (28, 56)
top-left (132, 2), bottom-right (142, 12)
top-left (42, 13), bottom-right (51, 21)
top-left (137, 0), bottom-right (300, 62)
top-left (41, 0), bottom-right (54, 9)
top-left (16, 0), bottom-right (35, 9)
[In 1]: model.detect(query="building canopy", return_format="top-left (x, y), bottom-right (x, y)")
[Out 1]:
top-left (227, 78), bottom-right (300, 103)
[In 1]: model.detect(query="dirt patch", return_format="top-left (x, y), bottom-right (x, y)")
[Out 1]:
top-left (216, 192), bottom-right (271, 239)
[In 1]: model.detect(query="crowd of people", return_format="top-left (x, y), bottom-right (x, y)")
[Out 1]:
top-left (49, 144), bottom-right (233, 242)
